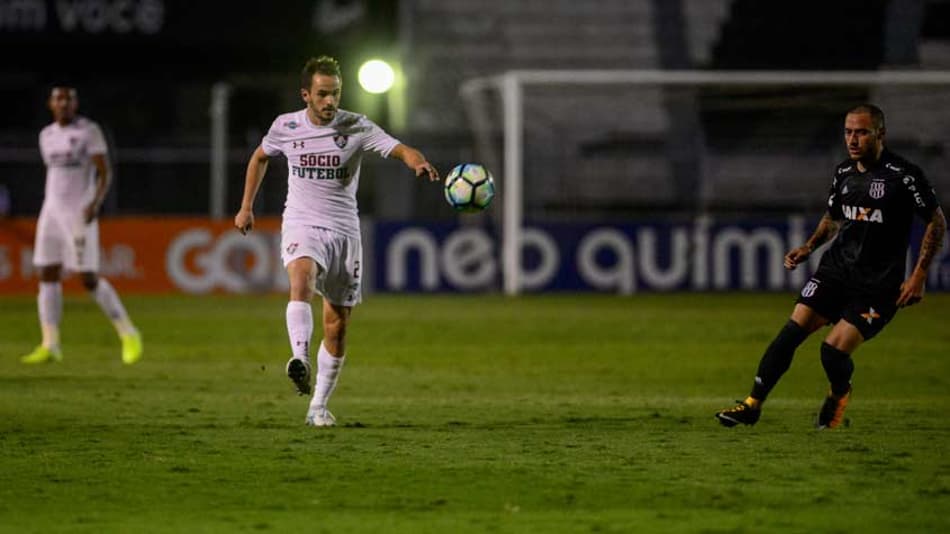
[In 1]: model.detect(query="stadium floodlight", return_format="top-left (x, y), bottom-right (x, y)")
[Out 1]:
top-left (358, 59), bottom-right (395, 94)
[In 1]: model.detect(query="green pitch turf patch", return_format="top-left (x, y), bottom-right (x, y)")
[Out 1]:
top-left (1, 294), bottom-right (948, 533)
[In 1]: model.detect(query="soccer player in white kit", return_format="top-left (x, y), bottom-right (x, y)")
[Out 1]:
top-left (21, 87), bottom-right (143, 365)
top-left (234, 56), bottom-right (439, 427)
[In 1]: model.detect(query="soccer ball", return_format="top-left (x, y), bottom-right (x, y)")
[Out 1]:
top-left (443, 163), bottom-right (495, 212)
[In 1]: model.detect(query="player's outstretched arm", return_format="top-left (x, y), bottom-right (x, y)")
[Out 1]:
top-left (234, 146), bottom-right (269, 235)
top-left (84, 153), bottom-right (111, 223)
top-left (390, 144), bottom-right (439, 182)
top-left (784, 213), bottom-right (839, 270)
top-left (898, 206), bottom-right (947, 307)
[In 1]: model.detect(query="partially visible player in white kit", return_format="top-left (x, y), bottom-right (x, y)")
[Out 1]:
top-left (234, 56), bottom-right (439, 427)
top-left (21, 86), bottom-right (143, 365)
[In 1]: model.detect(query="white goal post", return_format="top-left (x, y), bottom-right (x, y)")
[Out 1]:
top-left (460, 69), bottom-right (950, 295)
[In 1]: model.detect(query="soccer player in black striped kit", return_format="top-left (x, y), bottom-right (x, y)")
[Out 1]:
top-left (716, 104), bottom-right (946, 429)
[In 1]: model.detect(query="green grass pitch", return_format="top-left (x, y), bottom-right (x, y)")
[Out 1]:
top-left (1, 293), bottom-right (949, 533)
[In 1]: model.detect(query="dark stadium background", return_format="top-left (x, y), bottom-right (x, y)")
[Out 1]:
top-left (1, 0), bottom-right (948, 295)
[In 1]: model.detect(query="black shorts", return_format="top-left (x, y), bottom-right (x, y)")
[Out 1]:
top-left (795, 273), bottom-right (899, 341)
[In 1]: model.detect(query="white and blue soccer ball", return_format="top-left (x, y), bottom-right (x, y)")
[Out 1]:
top-left (443, 163), bottom-right (495, 213)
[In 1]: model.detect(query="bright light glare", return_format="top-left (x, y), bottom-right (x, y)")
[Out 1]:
top-left (358, 60), bottom-right (395, 94)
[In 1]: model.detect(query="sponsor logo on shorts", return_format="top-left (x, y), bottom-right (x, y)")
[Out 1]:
top-left (801, 279), bottom-right (819, 298)
top-left (860, 307), bottom-right (880, 325)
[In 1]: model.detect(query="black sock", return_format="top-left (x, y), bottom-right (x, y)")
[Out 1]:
top-left (820, 342), bottom-right (854, 396)
top-left (750, 320), bottom-right (810, 401)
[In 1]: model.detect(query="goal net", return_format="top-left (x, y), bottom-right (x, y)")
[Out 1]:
top-left (460, 70), bottom-right (950, 294)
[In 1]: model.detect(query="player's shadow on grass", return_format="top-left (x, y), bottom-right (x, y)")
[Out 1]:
top-left (338, 411), bottom-right (692, 430)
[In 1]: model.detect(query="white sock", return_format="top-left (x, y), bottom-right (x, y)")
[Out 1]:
top-left (286, 301), bottom-right (313, 360)
top-left (38, 281), bottom-right (62, 349)
top-left (310, 342), bottom-right (345, 410)
top-left (90, 278), bottom-right (136, 336)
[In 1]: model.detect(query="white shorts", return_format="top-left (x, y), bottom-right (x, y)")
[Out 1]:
top-left (32, 205), bottom-right (100, 272)
top-left (281, 223), bottom-right (362, 307)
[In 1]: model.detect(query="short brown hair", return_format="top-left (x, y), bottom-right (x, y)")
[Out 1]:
top-left (300, 56), bottom-right (342, 89)
top-left (847, 104), bottom-right (885, 131)
top-left (48, 85), bottom-right (77, 98)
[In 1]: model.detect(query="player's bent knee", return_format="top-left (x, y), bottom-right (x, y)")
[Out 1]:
top-left (39, 265), bottom-right (63, 282)
top-left (790, 303), bottom-right (828, 333)
top-left (287, 258), bottom-right (318, 301)
top-left (80, 272), bottom-right (99, 291)
top-left (289, 286), bottom-right (314, 302)
top-left (823, 321), bottom-right (864, 353)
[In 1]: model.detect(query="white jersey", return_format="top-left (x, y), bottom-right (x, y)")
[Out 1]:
top-left (261, 108), bottom-right (400, 237)
top-left (38, 116), bottom-right (107, 212)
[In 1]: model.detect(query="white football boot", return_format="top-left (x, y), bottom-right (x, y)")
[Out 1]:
top-left (305, 407), bottom-right (336, 427)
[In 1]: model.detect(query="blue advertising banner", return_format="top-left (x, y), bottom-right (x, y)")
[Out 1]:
top-left (371, 216), bottom-right (950, 293)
